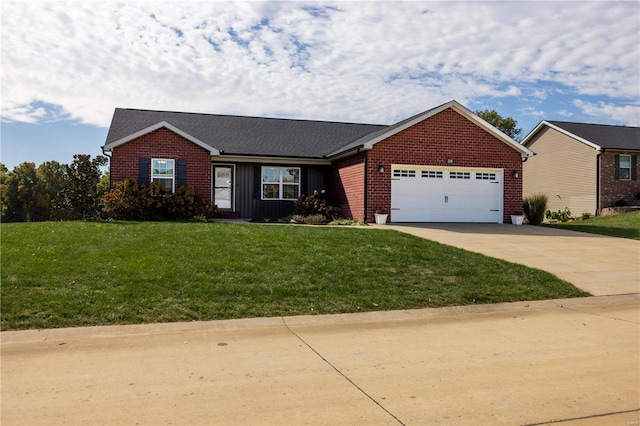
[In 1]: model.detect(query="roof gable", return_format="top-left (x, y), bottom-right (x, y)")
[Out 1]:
top-left (522, 120), bottom-right (640, 151)
top-left (103, 121), bottom-right (220, 155)
top-left (329, 100), bottom-right (534, 158)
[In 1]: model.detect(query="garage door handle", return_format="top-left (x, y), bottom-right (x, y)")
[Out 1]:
top-left (444, 195), bottom-right (449, 203)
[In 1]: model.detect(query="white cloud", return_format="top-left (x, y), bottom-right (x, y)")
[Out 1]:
top-left (573, 99), bottom-right (640, 126)
top-left (1, 1), bottom-right (638, 127)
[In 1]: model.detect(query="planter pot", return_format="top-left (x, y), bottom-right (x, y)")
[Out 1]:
top-left (374, 214), bottom-right (388, 224)
top-left (510, 215), bottom-right (524, 225)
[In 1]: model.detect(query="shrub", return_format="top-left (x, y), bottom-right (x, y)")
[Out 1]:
top-left (581, 211), bottom-right (592, 220)
top-left (545, 208), bottom-right (572, 223)
top-left (522, 193), bottom-right (548, 225)
top-left (101, 179), bottom-right (218, 221)
top-left (293, 190), bottom-right (340, 220)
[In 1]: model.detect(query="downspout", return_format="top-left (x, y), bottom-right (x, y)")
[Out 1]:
top-left (596, 149), bottom-right (603, 216)
top-left (101, 146), bottom-right (112, 190)
top-left (361, 148), bottom-right (368, 223)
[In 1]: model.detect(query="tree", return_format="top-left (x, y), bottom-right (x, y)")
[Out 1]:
top-left (59, 154), bottom-right (108, 220)
top-left (35, 161), bottom-right (67, 221)
top-left (475, 109), bottom-right (522, 141)
top-left (97, 170), bottom-right (110, 198)
top-left (1, 162), bottom-right (39, 222)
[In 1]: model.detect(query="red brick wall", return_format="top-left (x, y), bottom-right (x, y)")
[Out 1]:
top-left (110, 127), bottom-right (212, 200)
top-left (599, 151), bottom-right (640, 208)
top-left (364, 108), bottom-right (524, 223)
top-left (327, 153), bottom-right (366, 220)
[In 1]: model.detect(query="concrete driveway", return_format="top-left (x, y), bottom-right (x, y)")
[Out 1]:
top-left (377, 223), bottom-right (640, 296)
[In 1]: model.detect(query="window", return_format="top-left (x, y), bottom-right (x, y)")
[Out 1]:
top-left (262, 167), bottom-right (300, 200)
top-left (618, 155), bottom-right (631, 180)
top-left (450, 172), bottom-right (470, 179)
top-left (422, 170), bottom-right (443, 179)
top-left (475, 172), bottom-right (496, 180)
top-left (152, 159), bottom-right (175, 191)
top-left (393, 169), bottom-right (416, 177)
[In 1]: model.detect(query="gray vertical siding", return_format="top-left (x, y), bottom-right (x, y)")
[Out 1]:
top-left (225, 162), bottom-right (328, 219)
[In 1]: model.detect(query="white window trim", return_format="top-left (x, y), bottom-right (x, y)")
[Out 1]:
top-left (261, 166), bottom-right (301, 200)
top-left (152, 158), bottom-right (175, 192)
top-left (619, 154), bottom-right (631, 180)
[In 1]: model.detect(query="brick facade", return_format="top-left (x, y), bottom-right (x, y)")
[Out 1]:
top-left (110, 127), bottom-right (212, 200)
top-left (328, 153), bottom-right (366, 220)
top-left (599, 151), bottom-right (640, 208)
top-left (344, 108), bottom-right (523, 223)
top-left (110, 108), bottom-right (526, 222)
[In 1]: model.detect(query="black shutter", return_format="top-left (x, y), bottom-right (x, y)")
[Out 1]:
top-left (301, 167), bottom-right (308, 197)
top-left (253, 166), bottom-right (261, 199)
top-left (614, 154), bottom-right (620, 180)
top-left (631, 155), bottom-right (638, 180)
top-left (176, 159), bottom-right (187, 188)
top-left (138, 157), bottom-right (150, 186)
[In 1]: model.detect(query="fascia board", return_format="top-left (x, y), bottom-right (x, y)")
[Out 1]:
top-left (361, 102), bottom-right (455, 150)
top-left (527, 121), bottom-right (602, 151)
top-left (217, 154), bottom-right (331, 166)
top-left (452, 102), bottom-right (534, 157)
top-left (103, 121), bottom-right (220, 155)
top-left (362, 100), bottom-right (534, 157)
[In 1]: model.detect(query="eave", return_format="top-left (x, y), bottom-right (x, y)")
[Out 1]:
top-left (102, 121), bottom-right (220, 155)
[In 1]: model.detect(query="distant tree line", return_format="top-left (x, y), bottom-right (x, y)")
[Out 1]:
top-left (1, 155), bottom-right (109, 222)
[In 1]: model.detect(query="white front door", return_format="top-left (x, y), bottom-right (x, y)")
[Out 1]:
top-left (213, 166), bottom-right (233, 210)
top-left (391, 165), bottom-right (503, 223)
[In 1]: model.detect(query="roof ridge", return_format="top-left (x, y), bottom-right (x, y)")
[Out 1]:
top-left (547, 120), bottom-right (639, 129)
top-left (115, 107), bottom-right (386, 127)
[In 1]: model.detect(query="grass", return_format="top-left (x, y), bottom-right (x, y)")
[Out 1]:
top-left (546, 211), bottom-right (640, 240)
top-left (1, 221), bottom-right (589, 331)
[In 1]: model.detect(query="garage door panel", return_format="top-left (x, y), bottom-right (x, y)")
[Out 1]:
top-left (391, 166), bottom-right (503, 223)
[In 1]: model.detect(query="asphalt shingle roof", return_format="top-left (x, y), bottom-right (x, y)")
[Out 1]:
top-left (547, 121), bottom-right (640, 151)
top-left (105, 108), bottom-right (387, 158)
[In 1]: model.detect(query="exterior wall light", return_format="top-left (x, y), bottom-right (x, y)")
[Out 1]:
top-left (378, 165), bottom-right (385, 173)
top-left (512, 170), bottom-right (519, 178)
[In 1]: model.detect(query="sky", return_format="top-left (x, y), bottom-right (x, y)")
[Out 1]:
top-left (1, 0), bottom-right (639, 170)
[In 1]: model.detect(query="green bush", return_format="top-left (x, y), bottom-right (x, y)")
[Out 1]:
top-left (545, 208), bottom-right (572, 223)
top-left (101, 178), bottom-right (217, 221)
top-left (522, 193), bottom-right (548, 225)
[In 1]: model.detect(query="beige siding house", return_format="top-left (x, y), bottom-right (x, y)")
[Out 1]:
top-left (522, 121), bottom-right (639, 216)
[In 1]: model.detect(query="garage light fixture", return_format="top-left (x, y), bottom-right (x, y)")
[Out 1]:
top-left (447, 159), bottom-right (454, 164)
top-left (512, 170), bottom-right (519, 178)
top-left (378, 165), bottom-right (385, 173)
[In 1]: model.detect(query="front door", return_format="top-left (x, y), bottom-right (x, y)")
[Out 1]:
top-left (213, 166), bottom-right (233, 210)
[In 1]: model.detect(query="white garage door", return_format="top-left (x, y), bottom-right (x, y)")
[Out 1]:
top-left (391, 165), bottom-right (503, 223)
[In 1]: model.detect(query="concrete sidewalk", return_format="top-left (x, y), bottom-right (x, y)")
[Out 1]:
top-left (377, 223), bottom-right (640, 296)
top-left (2, 295), bottom-right (639, 425)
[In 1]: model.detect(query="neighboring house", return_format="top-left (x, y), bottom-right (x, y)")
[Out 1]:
top-left (522, 121), bottom-right (640, 216)
top-left (102, 100), bottom-right (533, 223)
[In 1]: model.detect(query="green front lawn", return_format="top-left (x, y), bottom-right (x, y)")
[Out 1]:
top-left (1, 221), bottom-right (589, 330)
top-left (546, 211), bottom-right (640, 240)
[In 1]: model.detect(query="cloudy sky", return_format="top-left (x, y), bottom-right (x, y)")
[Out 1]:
top-left (1, 1), bottom-right (639, 170)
